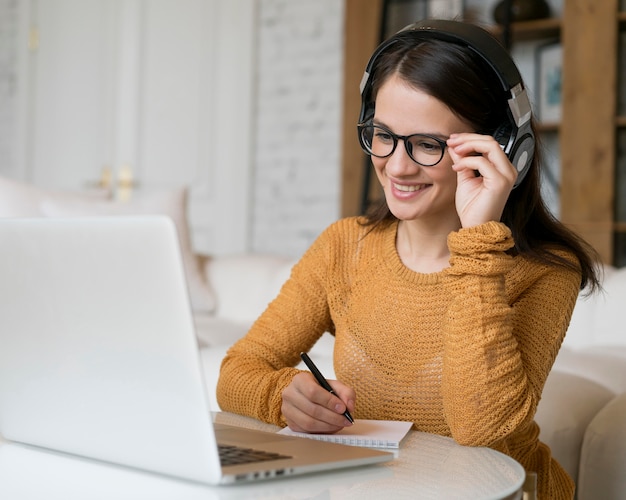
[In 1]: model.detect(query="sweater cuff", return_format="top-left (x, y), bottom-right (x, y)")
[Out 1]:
top-left (447, 221), bottom-right (514, 276)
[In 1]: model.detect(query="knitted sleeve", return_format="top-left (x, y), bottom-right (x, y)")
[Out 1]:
top-left (216, 224), bottom-right (336, 426)
top-left (442, 221), bottom-right (581, 447)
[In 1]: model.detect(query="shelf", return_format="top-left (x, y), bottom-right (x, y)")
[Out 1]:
top-left (537, 121), bottom-right (559, 132)
top-left (488, 17), bottom-right (561, 42)
top-left (616, 116), bottom-right (626, 128)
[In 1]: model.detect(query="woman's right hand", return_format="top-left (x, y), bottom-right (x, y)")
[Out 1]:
top-left (447, 132), bottom-right (518, 228)
top-left (281, 372), bottom-right (355, 433)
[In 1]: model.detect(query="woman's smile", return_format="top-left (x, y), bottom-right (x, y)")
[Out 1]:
top-left (392, 182), bottom-right (430, 193)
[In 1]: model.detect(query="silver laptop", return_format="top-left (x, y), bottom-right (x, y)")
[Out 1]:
top-left (0, 216), bottom-right (392, 485)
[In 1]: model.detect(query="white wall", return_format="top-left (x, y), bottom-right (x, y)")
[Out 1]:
top-left (250, 0), bottom-right (344, 257)
top-left (0, 0), bottom-right (344, 259)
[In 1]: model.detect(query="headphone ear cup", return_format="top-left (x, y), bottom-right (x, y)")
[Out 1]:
top-left (493, 122), bottom-right (512, 150)
top-left (509, 133), bottom-right (534, 187)
top-left (492, 121), bottom-right (533, 188)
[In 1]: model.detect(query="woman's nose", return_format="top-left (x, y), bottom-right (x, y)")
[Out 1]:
top-left (385, 140), bottom-right (420, 175)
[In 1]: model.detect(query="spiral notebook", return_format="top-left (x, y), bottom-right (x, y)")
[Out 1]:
top-left (277, 420), bottom-right (412, 449)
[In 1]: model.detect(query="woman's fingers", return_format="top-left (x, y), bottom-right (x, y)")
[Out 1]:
top-left (447, 133), bottom-right (517, 227)
top-left (281, 372), bottom-right (355, 433)
top-left (447, 133), bottom-right (518, 185)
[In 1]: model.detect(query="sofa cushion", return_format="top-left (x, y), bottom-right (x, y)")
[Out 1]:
top-left (204, 254), bottom-right (296, 323)
top-left (193, 313), bottom-right (249, 348)
top-left (564, 265), bottom-right (621, 349)
top-left (535, 370), bottom-right (615, 485)
top-left (200, 345), bottom-right (231, 411)
top-left (0, 175), bottom-right (109, 217)
top-left (40, 187), bottom-right (216, 313)
top-left (592, 266), bottom-right (626, 347)
top-left (577, 394), bottom-right (626, 499)
top-left (564, 293), bottom-right (597, 349)
top-left (553, 347), bottom-right (626, 394)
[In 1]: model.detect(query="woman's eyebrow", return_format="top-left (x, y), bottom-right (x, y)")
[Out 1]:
top-left (371, 119), bottom-right (451, 140)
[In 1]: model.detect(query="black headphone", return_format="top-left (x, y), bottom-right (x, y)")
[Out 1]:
top-left (359, 19), bottom-right (535, 188)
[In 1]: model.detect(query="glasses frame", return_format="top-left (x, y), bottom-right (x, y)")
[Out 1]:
top-left (357, 122), bottom-right (449, 167)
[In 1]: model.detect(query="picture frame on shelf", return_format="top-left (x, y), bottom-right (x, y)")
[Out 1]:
top-left (535, 42), bottom-right (563, 123)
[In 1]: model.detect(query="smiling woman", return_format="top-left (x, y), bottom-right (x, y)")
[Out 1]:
top-left (217, 18), bottom-right (601, 500)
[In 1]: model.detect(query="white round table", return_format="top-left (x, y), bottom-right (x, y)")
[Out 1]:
top-left (0, 412), bottom-right (525, 499)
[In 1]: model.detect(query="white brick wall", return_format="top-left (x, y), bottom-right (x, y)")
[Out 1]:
top-left (251, 0), bottom-right (344, 257)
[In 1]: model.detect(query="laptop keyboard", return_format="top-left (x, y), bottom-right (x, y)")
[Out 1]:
top-left (218, 444), bottom-right (292, 466)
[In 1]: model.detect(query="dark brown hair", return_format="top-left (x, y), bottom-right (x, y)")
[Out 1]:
top-left (361, 36), bottom-right (601, 293)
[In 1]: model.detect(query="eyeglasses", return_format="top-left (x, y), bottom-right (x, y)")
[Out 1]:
top-left (357, 123), bottom-right (448, 167)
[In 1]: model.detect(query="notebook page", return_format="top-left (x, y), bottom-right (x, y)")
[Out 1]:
top-left (277, 419), bottom-right (412, 449)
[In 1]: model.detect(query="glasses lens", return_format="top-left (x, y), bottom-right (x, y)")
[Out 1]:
top-left (360, 125), bottom-right (394, 158)
top-left (406, 134), bottom-right (445, 166)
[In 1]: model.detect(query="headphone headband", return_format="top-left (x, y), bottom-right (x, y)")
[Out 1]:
top-left (403, 20), bottom-right (521, 90)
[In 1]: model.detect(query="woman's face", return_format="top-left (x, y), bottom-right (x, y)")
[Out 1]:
top-left (372, 74), bottom-right (474, 225)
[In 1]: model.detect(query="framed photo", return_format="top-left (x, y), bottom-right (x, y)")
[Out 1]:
top-left (535, 42), bottom-right (563, 123)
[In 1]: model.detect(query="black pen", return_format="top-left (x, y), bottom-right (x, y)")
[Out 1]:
top-left (300, 352), bottom-right (354, 424)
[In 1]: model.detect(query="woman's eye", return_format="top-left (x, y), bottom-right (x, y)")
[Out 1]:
top-left (416, 140), bottom-right (441, 154)
top-left (375, 131), bottom-right (393, 143)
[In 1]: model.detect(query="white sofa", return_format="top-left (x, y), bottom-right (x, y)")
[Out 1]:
top-left (197, 253), bottom-right (626, 500)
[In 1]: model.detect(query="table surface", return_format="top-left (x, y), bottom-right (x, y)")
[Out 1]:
top-left (0, 412), bottom-right (525, 500)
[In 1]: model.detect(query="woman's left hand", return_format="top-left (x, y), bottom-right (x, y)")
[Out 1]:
top-left (446, 133), bottom-right (518, 228)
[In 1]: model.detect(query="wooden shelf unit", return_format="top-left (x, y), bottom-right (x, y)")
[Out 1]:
top-left (340, 0), bottom-right (384, 218)
top-left (560, 0), bottom-right (620, 264)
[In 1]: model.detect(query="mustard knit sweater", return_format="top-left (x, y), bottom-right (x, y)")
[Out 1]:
top-left (217, 217), bottom-right (580, 499)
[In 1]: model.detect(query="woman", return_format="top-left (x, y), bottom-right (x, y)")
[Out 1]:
top-left (217, 20), bottom-right (600, 499)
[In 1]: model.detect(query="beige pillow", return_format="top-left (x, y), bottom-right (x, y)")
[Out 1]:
top-left (40, 187), bottom-right (215, 313)
top-left (0, 175), bottom-right (109, 217)
top-left (204, 254), bottom-right (296, 323)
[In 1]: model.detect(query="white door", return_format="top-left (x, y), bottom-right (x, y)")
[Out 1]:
top-left (15, 0), bottom-right (255, 255)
